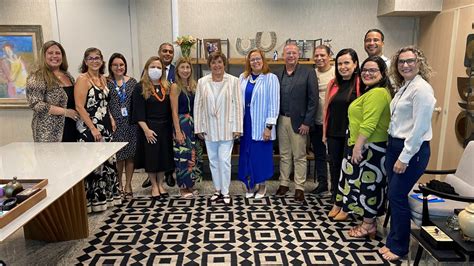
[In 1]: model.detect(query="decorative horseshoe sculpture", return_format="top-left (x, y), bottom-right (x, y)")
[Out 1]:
top-left (255, 32), bottom-right (277, 52)
top-left (236, 38), bottom-right (256, 56)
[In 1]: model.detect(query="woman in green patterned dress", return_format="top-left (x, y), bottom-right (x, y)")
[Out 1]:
top-left (337, 56), bottom-right (392, 238)
top-left (170, 57), bottom-right (202, 198)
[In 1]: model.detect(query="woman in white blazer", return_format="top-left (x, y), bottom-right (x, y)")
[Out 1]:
top-left (238, 49), bottom-right (280, 199)
top-left (194, 52), bottom-right (243, 204)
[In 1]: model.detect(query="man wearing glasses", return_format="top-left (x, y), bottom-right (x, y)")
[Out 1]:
top-left (275, 43), bottom-right (317, 204)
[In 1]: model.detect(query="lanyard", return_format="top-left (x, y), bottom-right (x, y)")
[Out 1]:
top-left (113, 78), bottom-right (127, 104)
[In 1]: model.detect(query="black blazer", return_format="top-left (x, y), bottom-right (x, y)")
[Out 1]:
top-left (277, 64), bottom-right (317, 133)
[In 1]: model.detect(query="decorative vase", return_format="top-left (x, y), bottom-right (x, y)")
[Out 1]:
top-left (181, 46), bottom-right (191, 58)
top-left (4, 176), bottom-right (24, 198)
top-left (458, 203), bottom-right (474, 238)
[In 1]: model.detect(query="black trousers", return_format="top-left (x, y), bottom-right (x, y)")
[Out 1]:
top-left (309, 124), bottom-right (328, 187)
top-left (326, 136), bottom-right (345, 201)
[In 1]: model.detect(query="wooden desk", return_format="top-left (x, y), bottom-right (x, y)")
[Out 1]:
top-left (0, 142), bottom-right (126, 242)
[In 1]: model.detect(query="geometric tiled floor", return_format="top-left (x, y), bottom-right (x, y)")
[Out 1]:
top-left (76, 195), bottom-right (389, 265)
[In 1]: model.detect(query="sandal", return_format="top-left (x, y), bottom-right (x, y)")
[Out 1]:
top-left (210, 192), bottom-right (221, 202)
top-left (123, 191), bottom-right (134, 200)
top-left (180, 189), bottom-right (194, 199)
top-left (348, 221), bottom-right (377, 239)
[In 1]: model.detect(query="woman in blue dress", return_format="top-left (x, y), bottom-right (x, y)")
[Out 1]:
top-left (238, 49), bottom-right (280, 198)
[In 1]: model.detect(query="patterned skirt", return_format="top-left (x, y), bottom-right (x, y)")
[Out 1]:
top-left (336, 141), bottom-right (387, 219)
top-left (77, 118), bottom-right (122, 213)
top-left (173, 114), bottom-right (203, 188)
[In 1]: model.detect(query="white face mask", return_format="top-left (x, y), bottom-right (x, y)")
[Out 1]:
top-left (148, 68), bottom-right (162, 81)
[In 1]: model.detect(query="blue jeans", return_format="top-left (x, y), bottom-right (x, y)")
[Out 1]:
top-left (385, 136), bottom-right (430, 257)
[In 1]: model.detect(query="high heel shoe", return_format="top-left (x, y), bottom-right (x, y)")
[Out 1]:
top-left (348, 221), bottom-right (377, 239)
top-left (333, 210), bottom-right (349, 221)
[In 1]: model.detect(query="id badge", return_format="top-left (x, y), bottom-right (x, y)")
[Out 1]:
top-left (121, 107), bottom-right (128, 117)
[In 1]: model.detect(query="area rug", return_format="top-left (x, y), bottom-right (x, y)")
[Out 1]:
top-left (76, 195), bottom-right (389, 265)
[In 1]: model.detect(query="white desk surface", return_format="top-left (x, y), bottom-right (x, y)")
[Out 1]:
top-left (0, 142), bottom-right (126, 242)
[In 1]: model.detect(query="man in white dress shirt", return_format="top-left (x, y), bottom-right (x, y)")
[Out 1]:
top-left (364, 29), bottom-right (391, 68)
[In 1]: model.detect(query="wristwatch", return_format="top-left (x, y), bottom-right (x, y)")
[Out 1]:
top-left (266, 124), bottom-right (273, 130)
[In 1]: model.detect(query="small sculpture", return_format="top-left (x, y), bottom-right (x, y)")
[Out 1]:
top-left (4, 176), bottom-right (24, 198)
top-left (273, 51), bottom-right (278, 61)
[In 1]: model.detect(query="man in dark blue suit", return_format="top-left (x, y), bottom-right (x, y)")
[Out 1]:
top-left (142, 42), bottom-right (176, 189)
top-left (159, 42), bottom-right (176, 83)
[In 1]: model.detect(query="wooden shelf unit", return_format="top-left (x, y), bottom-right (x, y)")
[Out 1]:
top-left (191, 58), bottom-right (315, 65)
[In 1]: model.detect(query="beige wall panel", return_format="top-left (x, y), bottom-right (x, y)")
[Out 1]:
top-left (0, 0), bottom-right (53, 40)
top-left (0, 0), bottom-right (52, 146)
top-left (135, 0), bottom-right (173, 70)
top-left (0, 110), bottom-right (33, 146)
top-left (443, 6), bottom-right (474, 168)
top-left (419, 12), bottom-right (454, 170)
top-left (443, 0), bottom-right (474, 11)
top-left (178, 0), bottom-right (417, 59)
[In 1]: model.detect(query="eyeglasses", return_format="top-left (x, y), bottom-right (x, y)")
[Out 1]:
top-left (361, 68), bottom-right (380, 74)
top-left (86, 56), bottom-right (102, 62)
top-left (249, 57), bottom-right (262, 63)
top-left (397, 58), bottom-right (417, 66)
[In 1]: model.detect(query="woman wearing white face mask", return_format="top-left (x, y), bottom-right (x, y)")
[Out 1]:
top-left (132, 56), bottom-right (174, 199)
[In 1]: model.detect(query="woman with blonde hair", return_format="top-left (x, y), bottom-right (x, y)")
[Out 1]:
top-left (170, 57), bottom-right (202, 198)
top-left (380, 46), bottom-right (435, 261)
top-left (26, 40), bottom-right (79, 142)
top-left (132, 56), bottom-right (174, 199)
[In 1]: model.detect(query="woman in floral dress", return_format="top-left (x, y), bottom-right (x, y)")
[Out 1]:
top-left (75, 47), bottom-right (121, 213)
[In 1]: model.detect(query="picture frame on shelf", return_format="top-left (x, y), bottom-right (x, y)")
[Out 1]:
top-left (0, 25), bottom-right (43, 108)
top-left (203, 39), bottom-right (221, 59)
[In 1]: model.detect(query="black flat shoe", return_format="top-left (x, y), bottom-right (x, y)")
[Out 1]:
top-left (165, 174), bottom-right (175, 187)
top-left (152, 195), bottom-right (161, 200)
top-left (160, 192), bottom-right (169, 198)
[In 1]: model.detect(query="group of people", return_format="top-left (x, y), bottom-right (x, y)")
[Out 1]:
top-left (25, 28), bottom-right (436, 262)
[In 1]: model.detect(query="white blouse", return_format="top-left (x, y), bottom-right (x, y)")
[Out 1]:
top-left (388, 74), bottom-right (436, 163)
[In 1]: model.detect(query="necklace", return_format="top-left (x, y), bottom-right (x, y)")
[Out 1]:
top-left (152, 82), bottom-right (166, 102)
top-left (249, 74), bottom-right (260, 84)
top-left (87, 72), bottom-right (104, 89)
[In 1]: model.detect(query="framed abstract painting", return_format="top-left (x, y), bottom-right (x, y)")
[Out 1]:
top-left (0, 25), bottom-right (43, 108)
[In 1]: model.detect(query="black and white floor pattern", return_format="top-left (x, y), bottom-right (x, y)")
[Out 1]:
top-left (76, 195), bottom-right (389, 265)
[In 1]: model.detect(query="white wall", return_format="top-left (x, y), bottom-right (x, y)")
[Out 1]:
top-left (177, 0), bottom-right (417, 59)
top-left (54, 0), bottom-right (135, 78)
top-left (0, 0), bottom-right (419, 146)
